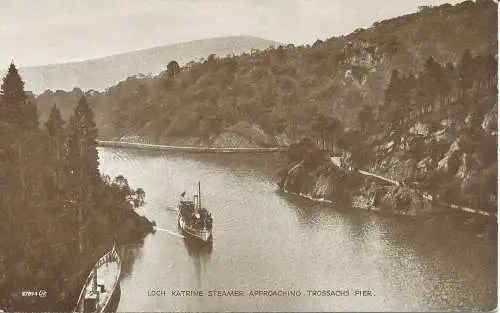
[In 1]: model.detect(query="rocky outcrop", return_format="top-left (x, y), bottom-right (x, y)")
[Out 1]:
top-left (437, 139), bottom-right (461, 173)
top-left (214, 121), bottom-right (291, 147)
top-left (225, 122), bottom-right (274, 145)
top-left (482, 107), bottom-right (497, 134)
top-left (277, 92), bottom-right (497, 219)
top-left (279, 160), bottom-right (356, 202)
top-left (116, 122), bottom-right (290, 148)
top-left (364, 94), bottom-right (497, 217)
top-left (210, 132), bottom-right (259, 148)
top-left (379, 186), bottom-right (432, 216)
top-left (277, 139), bottom-right (361, 203)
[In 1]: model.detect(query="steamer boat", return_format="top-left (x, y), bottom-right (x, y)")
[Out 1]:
top-left (178, 182), bottom-right (213, 242)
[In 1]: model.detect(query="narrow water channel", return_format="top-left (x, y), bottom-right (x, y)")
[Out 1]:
top-left (98, 147), bottom-right (497, 312)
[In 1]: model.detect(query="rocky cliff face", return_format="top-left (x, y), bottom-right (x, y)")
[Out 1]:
top-left (357, 94), bottom-right (497, 216)
top-left (120, 121), bottom-right (292, 148)
top-left (211, 122), bottom-right (291, 147)
top-left (277, 139), bottom-right (361, 203)
top-left (278, 93), bottom-right (497, 218)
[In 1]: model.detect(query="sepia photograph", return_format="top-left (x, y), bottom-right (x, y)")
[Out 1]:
top-left (0, 0), bottom-right (497, 312)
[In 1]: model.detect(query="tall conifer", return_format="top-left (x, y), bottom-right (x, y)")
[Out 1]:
top-left (46, 104), bottom-right (65, 186)
top-left (75, 96), bottom-right (99, 184)
top-left (0, 63), bottom-right (26, 128)
top-left (458, 49), bottom-right (474, 98)
top-left (45, 104), bottom-right (65, 141)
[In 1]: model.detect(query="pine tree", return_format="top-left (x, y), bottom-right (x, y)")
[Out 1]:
top-left (358, 105), bottom-right (373, 136)
top-left (326, 116), bottom-right (342, 149)
top-left (45, 104), bottom-right (65, 142)
top-left (22, 100), bottom-right (38, 131)
top-left (0, 122), bottom-right (19, 193)
top-left (63, 104), bottom-right (100, 253)
top-left (0, 63), bottom-right (38, 192)
top-left (405, 72), bottom-right (418, 118)
top-left (398, 74), bottom-right (412, 120)
top-left (385, 69), bottom-right (403, 128)
top-left (485, 54), bottom-right (497, 91)
top-left (63, 115), bottom-right (81, 198)
top-left (166, 60), bottom-right (180, 79)
top-left (45, 105), bottom-right (65, 187)
top-left (310, 113), bottom-right (329, 150)
top-left (69, 96), bottom-right (100, 185)
top-left (423, 56), bottom-right (442, 110)
top-left (385, 69), bottom-right (401, 108)
top-left (458, 49), bottom-right (474, 98)
top-left (0, 62), bottom-right (26, 128)
top-left (78, 114), bottom-right (100, 184)
top-left (442, 63), bottom-right (456, 105)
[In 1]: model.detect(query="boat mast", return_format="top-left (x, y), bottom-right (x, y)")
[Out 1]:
top-left (198, 181), bottom-right (201, 210)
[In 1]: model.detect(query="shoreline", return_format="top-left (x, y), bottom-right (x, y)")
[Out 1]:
top-left (277, 183), bottom-right (496, 232)
top-left (279, 184), bottom-right (497, 229)
top-left (97, 140), bottom-right (285, 153)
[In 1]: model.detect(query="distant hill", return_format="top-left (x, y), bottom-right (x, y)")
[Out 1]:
top-left (4, 36), bottom-right (279, 93)
top-left (33, 0), bottom-right (497, 143)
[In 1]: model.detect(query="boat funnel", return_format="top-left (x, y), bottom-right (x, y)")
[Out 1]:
top-left (92, 266), bottom-right (97, 293)
top-left (193, 195), bottom-right (199, 211)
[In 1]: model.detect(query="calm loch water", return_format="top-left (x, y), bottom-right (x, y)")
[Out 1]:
top-left (98, 147), bottom-right (497, 312)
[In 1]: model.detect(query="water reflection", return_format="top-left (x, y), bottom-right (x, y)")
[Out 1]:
top-left (119, 244), bottom-right (144, 280)
top-left (107, 147), bottom-right (280, 177)
top-left (182, 236), bottom-right (213, 287)
top-left (338, 207), bottom-right (371, 241)
top-left (378, 215), bottom-right (498, 311)
top-left (276, 190), bottom-right (333, 226)
top-left (275, 189), bottom-right (497, 311)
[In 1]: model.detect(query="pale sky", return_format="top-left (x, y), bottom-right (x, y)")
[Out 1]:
top-left (0, 0), bottom-right (462, 67)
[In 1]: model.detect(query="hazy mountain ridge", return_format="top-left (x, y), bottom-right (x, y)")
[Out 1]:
top-left (4, 36), bottom-right (279, 93)
top-left (32, 0), bottom-right (497, 145)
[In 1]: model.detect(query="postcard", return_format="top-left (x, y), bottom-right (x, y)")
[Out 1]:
top-left (0, 0), bottom-right (497, 312)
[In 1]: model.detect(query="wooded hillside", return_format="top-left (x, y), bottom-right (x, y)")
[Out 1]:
top-left (33, 0), bottom-right (497, 149)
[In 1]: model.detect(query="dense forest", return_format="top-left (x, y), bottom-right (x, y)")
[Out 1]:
top-left (375, 49), bottom-right (497, 215)
top-left (0, 64), bottom-right (154, 311)
top-left (32, 0), bottom-right (497, 150)
top-left (278, 47), bottom-right (497, 215)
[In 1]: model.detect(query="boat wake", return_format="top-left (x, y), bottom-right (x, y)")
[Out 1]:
top-left (164, 206), bottom-right (179, 213)
top-left (154, 226), bottom-right (185, 239)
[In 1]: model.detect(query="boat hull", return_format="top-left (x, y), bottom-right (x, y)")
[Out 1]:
top-left (178, 214), bottom-right (213, 242)
top-left (103, 284), bottom-right (120, 313)
top-left (74, 245), bottom-right (122, 313)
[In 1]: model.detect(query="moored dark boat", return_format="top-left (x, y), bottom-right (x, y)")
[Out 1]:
top-left (74, 245), bottom-right (121, 313)
top-left (178, 182), bottom-right (213, 242)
